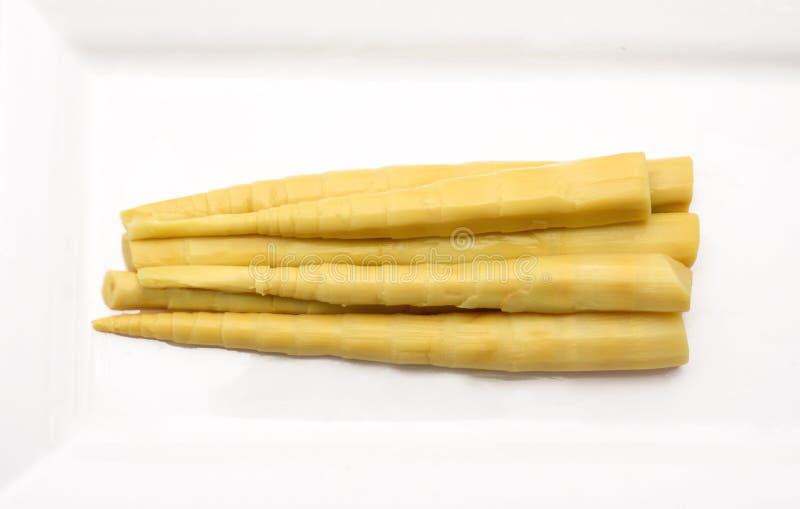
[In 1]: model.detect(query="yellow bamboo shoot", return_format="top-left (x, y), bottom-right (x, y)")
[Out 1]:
top-left (137, 254), bottom-right (692, 313)
top-left (103, 270), bottom-right (453, 314)
top-left (647, 157), bottom-right (694, 213)
top-left (121, 156), bottom-right (692, 227)
top-left (120, 161), bottom-right (542, 227)
top-left (92, 311), bottom-right (689, 372)
top-left (126, 212), bottom-right (699, 269)
top-left (126, 153), bottom-right (652, 240)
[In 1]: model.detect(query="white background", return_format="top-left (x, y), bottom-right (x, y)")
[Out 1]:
top-left (1, 0), bottom-right (799, 506)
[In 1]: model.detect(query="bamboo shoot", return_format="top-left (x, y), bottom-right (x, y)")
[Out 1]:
top-left (120, 161), bottom-right (540, 227)
top-left (92, 311), bottom-right (689, 372)
top-left (126, 153), bottom-right (652, 240)
top-left (137, 254), bottom-right (692, 313)
top-left (121, 157), bottom-right (692, 227)
top-left (647, 157), bottom-right (694, 213)
top-left (126, 212), bottom-right (699, 269)
top-left (103, 270), bottom-right (453, 314)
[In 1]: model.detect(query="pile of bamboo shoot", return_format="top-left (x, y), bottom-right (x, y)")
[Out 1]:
top-left (94, 152), bottom-right (698, 372)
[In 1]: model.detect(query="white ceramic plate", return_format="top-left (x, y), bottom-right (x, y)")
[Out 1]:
top-left (2, 0), bottom-right (799, 506)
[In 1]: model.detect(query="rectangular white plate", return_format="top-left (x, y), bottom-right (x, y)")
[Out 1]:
top-left (1, 0), bottom-right (799, 506)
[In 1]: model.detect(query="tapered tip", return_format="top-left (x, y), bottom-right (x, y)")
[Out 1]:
top-left (92, 316), bottom-right (116, 332)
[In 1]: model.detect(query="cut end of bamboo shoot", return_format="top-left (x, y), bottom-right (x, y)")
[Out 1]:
top-left (121, 234), bottom-right (134, 271)
top-left (648, 156), bottom-right (693, 213)
top-left (103, 270), bottom-right (147, 309)
top-left (664, 256), bottom-right (693, 309)
top-left (679, 212), bottom-right (700, 266)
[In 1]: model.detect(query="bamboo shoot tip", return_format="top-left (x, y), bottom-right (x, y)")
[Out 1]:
top-left (92, 316), bottom-right (115, 333)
